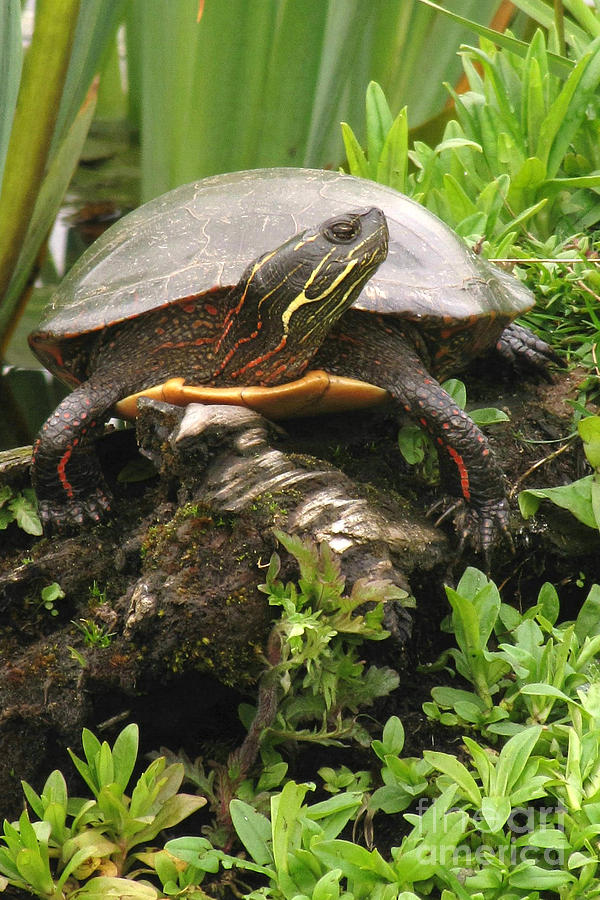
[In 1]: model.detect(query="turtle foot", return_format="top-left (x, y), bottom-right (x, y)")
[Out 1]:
top-left (37, 487), bottom-right (113, 533)
top-left (496, 322), bottom-right (563, 381)
top-left (455, 497), bottom-right (514, 561)
top-left (430, 496), bottom-right (513, 560)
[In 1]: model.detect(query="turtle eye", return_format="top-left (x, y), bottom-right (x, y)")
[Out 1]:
top-left (324, 216), bottom-right (360, 244)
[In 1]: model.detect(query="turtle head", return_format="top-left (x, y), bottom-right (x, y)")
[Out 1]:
top-left (215, 207), bottom-right (388, 383)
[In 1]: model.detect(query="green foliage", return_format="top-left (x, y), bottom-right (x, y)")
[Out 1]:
top-left (162, 783), bottom-right (367, 900)
top-left (424, 568), bottom-right (600, 738)
top-left (157, 566), bottom-right (600, 899)
top-left (0, 723), bottom-right (205, 899)
top-left (6, 562), bottom-right (600, 898)
top-left (519, 414), bottom-right (600, 531)
top-left (72, 618), bottom-right (115, 648)
top-left (254, 529), bottom-right (407, 749)
top-left (127, 0), bottom-right (503, 200)
top-left (0, 2), bottom-right (124, 351)
top-left (344, 27), bottom-right (600, 249)
top-left (87, 580), bottom-right (107, 606)
top-left (0, 484), bottom-right (42, 535)
top-left (39, 582), bottom-right (65, 617)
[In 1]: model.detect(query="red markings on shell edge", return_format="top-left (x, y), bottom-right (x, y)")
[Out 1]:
top-left (205, 303), bottom-right (218, 316)
top-left (446, 445), bottom-right (471, 502)
top-left (57, 447), bottom-right (75, 499)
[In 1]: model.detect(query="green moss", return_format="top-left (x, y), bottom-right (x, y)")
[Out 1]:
top-left (167, 633), bottom-right (261, 687)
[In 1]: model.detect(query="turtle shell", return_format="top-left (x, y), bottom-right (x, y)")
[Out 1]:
top-left (30, 167), bottom-right (533, 383)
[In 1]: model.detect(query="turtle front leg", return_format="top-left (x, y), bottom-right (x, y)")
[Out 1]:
top-left (389, 363), bottom-right (511, 553)
top-left (31, 378), bottom-right (117, 531)
top-left (496, 322), bottom-right (561, 378)
top-left (316, 315), bottom-right (511, 553)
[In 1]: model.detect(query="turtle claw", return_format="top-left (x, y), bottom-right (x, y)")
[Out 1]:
top-left (38, 487), bottom-right (113, 534)
top-left (496, 323), bottom-right (563, 381)
top-left (455, 498), bottom-right (514, 561)
top-left (429, 495), bottom-right (513, 561)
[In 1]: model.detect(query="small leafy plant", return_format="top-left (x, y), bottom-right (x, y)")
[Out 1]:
top-left (519, 413), bottom-right (600, 534)
top-left (251, 529), bottom-right (407, 750)
top-left (344, 25), bottom-right (600, 250)
top-left (38, 582), bottom-right (65, 617)
top-left (0, 485), bottom-right (42, 536)
top-left (424, 566), bottom-right (600, 739)
top-left (72, 618), bottom-right (115, 648)
top-left (0, 723), bottom-right (205, 899)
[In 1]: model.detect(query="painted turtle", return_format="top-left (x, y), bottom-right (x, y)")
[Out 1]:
top-left (29, 168), bottom-right (554, 547)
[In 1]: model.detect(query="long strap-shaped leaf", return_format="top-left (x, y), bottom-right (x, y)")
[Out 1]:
top-left (0, 0), bottom-right (81, 317)
top-left (0, 0), bottom-right (21, 191)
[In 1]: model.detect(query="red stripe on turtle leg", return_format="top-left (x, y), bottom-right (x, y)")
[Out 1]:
top-left (57, 446), bottom-right (75, 499)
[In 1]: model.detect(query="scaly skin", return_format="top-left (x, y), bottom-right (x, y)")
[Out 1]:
top-left (496, 322), bottom-right (561, 378)
top-left (31, 294), bottom-right (227, 530)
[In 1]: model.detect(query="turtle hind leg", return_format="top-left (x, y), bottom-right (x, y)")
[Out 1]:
top-left (31, 377), bottom-right (119, 531)
top-left (496, 322), bottom-right (563, 379)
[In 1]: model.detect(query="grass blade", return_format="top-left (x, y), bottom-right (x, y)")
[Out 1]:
top-left (415, 0), bottom-right (573, 75)
top-left (0, 0), bottom-right (81, 327)
top-left (3, 82), bottom-right (98, 320)
top-left (0, 0), bottom-right (21, 190)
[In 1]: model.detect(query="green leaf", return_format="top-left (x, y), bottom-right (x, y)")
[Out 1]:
top-left (415, 0), bottom-right (573, 75)
top-left (397, 425), bottom-right (431, 465)
top-left (377, 106), bottom-right (408, 192)
top-left (74, 876), bottom-right (160, 899)
top-left (536, 43), bottom-right (599, 176)
top-left (230, 799), bottom-right (273, 866)
top-left (312, 839), bottom-right (396, 882)
top-left (271, 781), bottom-right (313, 874)
top-left (81, 728), bottom-right (102, 767)
top-left (9, 491), bottom-right (42, 536)
top-left (365, 80), bottom-right (393, 179)
top-left (455, 566), bottom-right (490, 599)
top-left (463, 736), bottom-right (494, 793)
top-left (0, 507), bottom-right (15, 530)
top-left (15, 849), bottom-right (54, 896)
top-left (0, 0), bottom-right (21, 190)
top-left (111, 723), bottom-right (139, 793)
top-left (518, 827), bottom-right (571, 849)
top-left (520, 683), bottom-right (576, 704)
top-left (509, 863), bottom-right (574, 889)
top-left (575, 584), bottom-right (600, 642)
top-left (95, 741), bottom-right (114, 789)
top-left (4, 79), bottom-right (97, 316)
top-left (579, 416), bottom-right (600, 469)
top-left (519, 476), bottom-right (599, 530)
top-left (372, 715), bottom-right (405, 760)
top-left (481, 795), bottom-right (512, 832)
top-left (422, 751), bottom-right (482, 805)
top-left (511, 0), bottom-right (592, 46)
top-left (0, 0), bottom-right (82, 339)
top-left (40, 583), bottom-right (65, 604)
top-left (470, 407), bottom-right (510, 426)
top-left (443, 379), bottom-right (467, 409)
top-left (492, 725), bottom-right (542, 797)
top-left (312, 868), bottom-right (342, 900)
top-left (341, 122), bottom-right (370, 178)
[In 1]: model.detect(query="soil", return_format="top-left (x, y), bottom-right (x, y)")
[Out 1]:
top-left (0, 360), bottom-right (597, 852)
